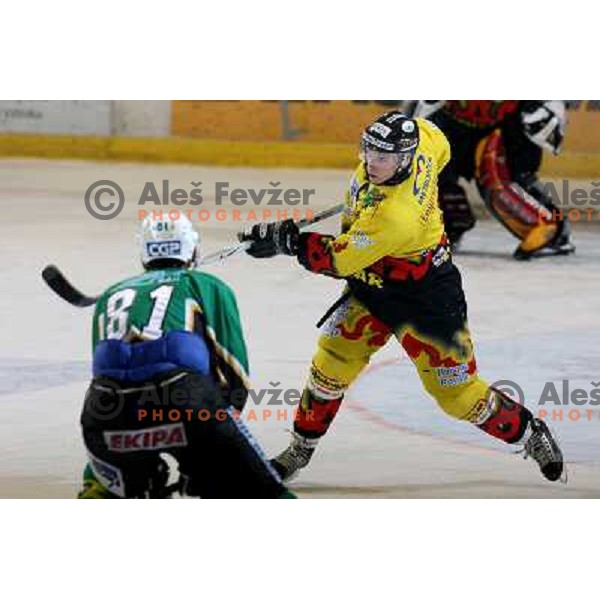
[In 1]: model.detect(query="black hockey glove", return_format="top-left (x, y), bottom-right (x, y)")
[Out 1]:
top-left (244, 219), bottom-right (300, 258)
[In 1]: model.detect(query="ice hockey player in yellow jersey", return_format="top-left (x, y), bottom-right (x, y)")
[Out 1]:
top-left (244, 110), bottom-right (564, 485)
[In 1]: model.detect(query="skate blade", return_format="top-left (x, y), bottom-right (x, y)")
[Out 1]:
top-left (549, 423), bottom-right (568, 485)
top-left (529, 245), bottom-right (576, 260)
top-left (513, 421), bottom-right (568, 484)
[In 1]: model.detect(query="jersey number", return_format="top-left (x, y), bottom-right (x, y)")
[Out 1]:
top-left (98, 285), bottom-right (174, 341)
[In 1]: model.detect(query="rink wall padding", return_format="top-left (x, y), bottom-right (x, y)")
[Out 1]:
top-left (170, 101), bottom-right (600, 153)
top-left (0, 133), bottom-right (598, 178)
top-left (0, 134), bottom-right (355, 168)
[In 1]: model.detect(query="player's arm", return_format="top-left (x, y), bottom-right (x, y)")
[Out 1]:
top-left (299, 201), bottom-right (417, 277)
top-left (245, 199), bottom-right (415, 278)
top-left (212, 286), bottom-right (250, 411)
top-left (340, 189), bottom-right (352, 234)
top-left (417, 117), bottom-right (451, 171)
top-left (519, 100), bottom-right (566, 155)
top-left (191, 275), bottom-right (251, 411)
top-left (437, 127), bottom-right (451, 171)
top-left (340, 169), bottom-right (364, 234)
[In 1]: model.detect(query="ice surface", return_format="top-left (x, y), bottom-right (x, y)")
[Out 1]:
top-left (1, 159), bottom-right (599, 497)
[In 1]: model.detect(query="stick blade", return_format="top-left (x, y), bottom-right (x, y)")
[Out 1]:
top-left (42, 264), bottom-right (98, 307)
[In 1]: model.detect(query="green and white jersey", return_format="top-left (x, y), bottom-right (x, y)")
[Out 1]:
top-left (92, 268), bottom-right (249, 394)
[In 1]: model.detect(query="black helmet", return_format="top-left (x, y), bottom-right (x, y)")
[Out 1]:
top-left (361, 111), bottom-right (419, 184)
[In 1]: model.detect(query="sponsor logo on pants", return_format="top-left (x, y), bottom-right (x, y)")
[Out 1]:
top-left (104, 423), bottom-right (187, 453)
top-left (88, 452), bottom-right (125, 498)
top-left (435, 364), bottom-right (469, 387)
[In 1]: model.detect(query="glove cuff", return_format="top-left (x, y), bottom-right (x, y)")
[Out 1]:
top-left (297, 232), bottom-right (338, 276)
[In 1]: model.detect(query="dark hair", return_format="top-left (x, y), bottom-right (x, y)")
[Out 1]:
top-left (145, 258), bottom-right (187, 270)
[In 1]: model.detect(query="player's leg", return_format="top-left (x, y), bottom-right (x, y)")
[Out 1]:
top-left (271, 294), bottom-right (393, 481)
top-left (79, 372), bottom-right (293, 499)
top-left (78, 378), bottom-right (173, 499)
top-left (78, 463), bottom-right (117, 499)
top-left (396, 263), bottom-right (564, 481)
top-left (430, 111), bottom-right (478, 247)
top-left (476, 128), bottom-right (574, 260)
top-left (78, 456), bottom-right (170, 499)
top-left (503, 120), bottom-right (575, 258)
top-left (166, 372), bottom-right (293, 499)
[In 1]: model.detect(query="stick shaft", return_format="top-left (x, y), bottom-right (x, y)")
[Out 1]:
top-left (43, 203), bottom-right (345, 305)
top-left (200, 203), bottom-right (344, 266)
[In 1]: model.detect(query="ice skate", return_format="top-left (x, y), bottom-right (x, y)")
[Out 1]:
top-left (271, 432), bottom-right (319, 482)
top-left (519, 418), bottom-right (565, 482)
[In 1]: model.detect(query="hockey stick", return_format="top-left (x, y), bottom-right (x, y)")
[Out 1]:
top-left (199, 202), bottom-right (344, 266)
top-left (41, 264), bottom-right (99, 307)
top-left (42, 203), bottom-right (345, 308)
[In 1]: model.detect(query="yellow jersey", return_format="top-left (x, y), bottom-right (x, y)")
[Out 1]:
top-left (297, 118), bottom-right (451, 281)
top-left (328, 119), bottom-right (450, 277)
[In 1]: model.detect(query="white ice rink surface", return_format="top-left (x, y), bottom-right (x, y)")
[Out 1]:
top-left (1, 159), bottom-right (600, 498)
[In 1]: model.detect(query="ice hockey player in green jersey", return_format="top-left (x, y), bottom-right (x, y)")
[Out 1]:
top-left (79, 214), bottom-right (293, 498)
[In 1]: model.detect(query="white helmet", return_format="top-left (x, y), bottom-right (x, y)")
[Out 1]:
top-left (138, 214), bottom-right (199, 268)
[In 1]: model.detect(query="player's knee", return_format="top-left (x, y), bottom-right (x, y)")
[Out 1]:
top-left (292, 361), bottom-right (348, 437)
top-left (434, 389), bottom-right (477, 420)
top-left (302, 364), bottom-right (345, 421)
top-left (308, 362), bottom-right (347, 400)
top-left (310, 347), bottom-right (362, 398)
top-left (426, 378), bottom-right (488, 421)
top-left (296, 360), bottom-right (348, 437)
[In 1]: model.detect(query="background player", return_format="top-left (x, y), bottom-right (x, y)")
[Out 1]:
top-left (413, 100), bottom-right (574, 259)
top-left (244, 110), bottom-right (564, 483)
top-left (79, 214), bottom-right (293, 498)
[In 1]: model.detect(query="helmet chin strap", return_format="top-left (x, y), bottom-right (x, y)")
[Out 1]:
top-left (189, 248), bottom-right (198, 268)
